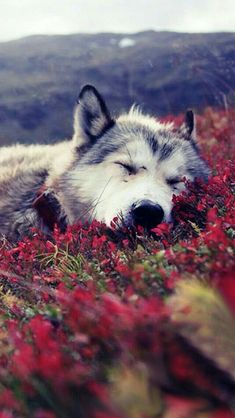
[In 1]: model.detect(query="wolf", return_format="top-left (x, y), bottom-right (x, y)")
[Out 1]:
top-left (0, 85), bottom-right (210, 241)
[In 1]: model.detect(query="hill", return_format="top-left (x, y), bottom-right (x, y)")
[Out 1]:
top-left (0, 31), bottom-right (234, 144)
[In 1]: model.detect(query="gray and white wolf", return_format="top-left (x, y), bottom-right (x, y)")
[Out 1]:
top-left (0, 85), bottom-right (210, 241)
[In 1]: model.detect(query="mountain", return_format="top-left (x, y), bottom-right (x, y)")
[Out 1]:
top-left (0, 31), bottom-right (234, 145)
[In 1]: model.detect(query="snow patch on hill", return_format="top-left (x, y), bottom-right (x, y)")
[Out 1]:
top-left (119, 37), bottom-right (136, 48)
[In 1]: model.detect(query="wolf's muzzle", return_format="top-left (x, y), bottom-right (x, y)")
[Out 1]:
top-left (132, 200), bottom-right (164, 229)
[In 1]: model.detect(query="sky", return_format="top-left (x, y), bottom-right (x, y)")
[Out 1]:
top-left (0, 0), bottom-right (234, 42)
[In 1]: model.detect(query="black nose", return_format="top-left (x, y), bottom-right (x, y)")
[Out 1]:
top-left (132, 201), bottom-right (164, 229)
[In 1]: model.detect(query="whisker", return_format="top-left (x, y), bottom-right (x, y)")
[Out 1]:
top-left (88, 176), bottom-right (113, 222)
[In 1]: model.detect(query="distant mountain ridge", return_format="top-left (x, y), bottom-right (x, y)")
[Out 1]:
top-left (0, 30), bottom-right (234, 145)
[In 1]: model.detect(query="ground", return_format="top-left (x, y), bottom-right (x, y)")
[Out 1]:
top-left (0, 108), bottom-right (234, 418)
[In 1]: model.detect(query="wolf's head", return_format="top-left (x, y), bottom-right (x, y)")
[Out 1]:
top-left (56, 85), bottom-right (210, 229)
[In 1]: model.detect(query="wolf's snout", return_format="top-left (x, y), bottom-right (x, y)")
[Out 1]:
top-left (132, 200), bottom-right (164, 229)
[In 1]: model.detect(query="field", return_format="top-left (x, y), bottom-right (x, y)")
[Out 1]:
top-left (0, 108), bottom-right (234, 418)
top-left (0, 31), bottom-right (234, 145)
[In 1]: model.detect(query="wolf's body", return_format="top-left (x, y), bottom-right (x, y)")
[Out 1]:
top-left (0, 142), bottom-right (72, 239)
top-left (0, 85), bottom-right (210, 240)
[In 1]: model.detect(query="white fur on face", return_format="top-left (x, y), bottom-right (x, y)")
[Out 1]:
top-left (67, 137), bottom-right (191, 226)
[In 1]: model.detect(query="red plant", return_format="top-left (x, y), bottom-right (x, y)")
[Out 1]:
top-left (0, 108), bottom-right (234, 417)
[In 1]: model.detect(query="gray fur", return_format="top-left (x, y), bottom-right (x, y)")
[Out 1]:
top-left (0, 85), bottom-right (210, 240)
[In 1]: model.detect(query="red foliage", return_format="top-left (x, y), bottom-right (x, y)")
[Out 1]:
top-left (0, 108), bottom-right (234, 417)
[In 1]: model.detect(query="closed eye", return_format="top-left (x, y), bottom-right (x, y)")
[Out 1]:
top-left (166, 177), bottom-right (182, 187)
top-left (114, 161), bottom-right (136, 175)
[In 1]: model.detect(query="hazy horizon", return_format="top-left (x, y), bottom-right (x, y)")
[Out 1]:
top-left (1, 28), bottom-right (235, 44)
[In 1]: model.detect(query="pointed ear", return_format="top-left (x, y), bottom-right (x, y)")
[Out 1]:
top-left (73, 85), bottom-right (114, 147)
top-left (183, 109), bottom-right (197, 141)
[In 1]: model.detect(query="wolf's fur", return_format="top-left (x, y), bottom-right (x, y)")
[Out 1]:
top-left (0, 85), bottom-right (210, 240)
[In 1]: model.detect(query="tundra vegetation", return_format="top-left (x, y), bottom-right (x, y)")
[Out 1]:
top-left (0, 31), bottom-right (234, 145)
top-left (0, 108), bottom-right (234, 418)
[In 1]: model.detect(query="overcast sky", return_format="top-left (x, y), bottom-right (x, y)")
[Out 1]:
top-left (0, 0), bottom-right (234, 42)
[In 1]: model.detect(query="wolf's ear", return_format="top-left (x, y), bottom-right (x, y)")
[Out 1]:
top-left (73, 85), bottom-right (114, 147)
top-left (183, 109), bottom-right (197, 141)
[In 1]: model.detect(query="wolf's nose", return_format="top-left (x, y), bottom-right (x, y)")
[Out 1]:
top-left (132, 201), bottom-right (164, 229)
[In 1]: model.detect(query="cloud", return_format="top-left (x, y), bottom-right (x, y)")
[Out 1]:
top-left (0, 0), bottom-right (234, 42)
